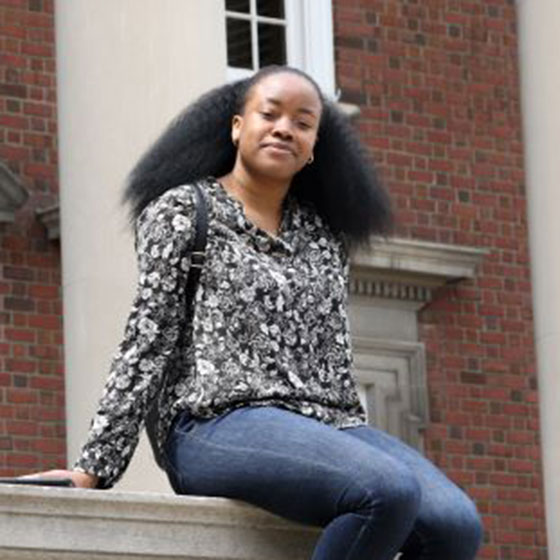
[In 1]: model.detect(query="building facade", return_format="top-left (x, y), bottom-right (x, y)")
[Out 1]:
top-left (1, 1), bottom-right (558, 558)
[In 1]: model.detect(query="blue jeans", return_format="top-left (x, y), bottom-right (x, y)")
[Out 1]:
top-left (164, 406), bottom-right (482, 560)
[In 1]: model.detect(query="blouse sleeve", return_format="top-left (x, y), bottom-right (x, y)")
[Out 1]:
top-left (335, 235), bottom-right (351, 289)
top-left (73, 186), bottom-right (196, 489)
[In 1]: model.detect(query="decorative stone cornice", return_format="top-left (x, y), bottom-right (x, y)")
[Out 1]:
top-left (36, 203), bottom-right (60, 240)
top-left (349, 278), bottom-right (434, 302)
top-left (0, 485), bottom-right (319, 559)
top-left (350, 237), bottom-right (489, 303)
top-left (336, 101), bottom-right (361, 118)
top-left (0, 162), bottom-right (28, 222)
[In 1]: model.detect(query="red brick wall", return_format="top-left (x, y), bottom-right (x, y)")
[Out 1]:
top-left (0, 0), bottom-right (66, 475)
top-left (333, 1), bottom-right (546, 558)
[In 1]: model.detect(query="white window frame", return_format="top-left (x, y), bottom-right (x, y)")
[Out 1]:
top-left (225, 0), bottom-right (336, 99)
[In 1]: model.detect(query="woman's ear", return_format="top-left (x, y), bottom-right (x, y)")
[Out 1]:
top-left (231, 114), bottom-right (242, 147)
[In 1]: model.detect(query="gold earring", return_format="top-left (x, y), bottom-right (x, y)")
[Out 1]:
top-left (307, 154), bottom-right (314, 165)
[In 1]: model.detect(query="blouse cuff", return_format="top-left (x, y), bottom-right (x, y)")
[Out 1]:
top-left (73, 455), bottom-right (120, 490)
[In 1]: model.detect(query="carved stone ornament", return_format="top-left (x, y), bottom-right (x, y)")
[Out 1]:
top-left (0, 162), bottom-right (28, 222)
top-left (353, 337), bottom-right (428, 451)
top-left (36, 203), bottom-right (60, 240)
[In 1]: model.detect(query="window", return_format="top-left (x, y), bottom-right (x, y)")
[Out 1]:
top-left (225, 0), bottom-right (335, 98)
top-left (226, 0), bottom-right (287, 74)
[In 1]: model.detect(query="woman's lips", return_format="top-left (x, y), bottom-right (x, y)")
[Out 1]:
top-left (262, 142), bottom-right (294, 156)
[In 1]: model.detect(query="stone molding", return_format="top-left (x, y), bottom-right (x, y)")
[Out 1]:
top-left (353, 337), bottom-right (428, 450)
top-left (0, 162), bottom-right (28, 222)
top-left (36, 204), bottom-right (60, 240)
top-left (350, 237), bottom-right (489, 302)
top-left (0, 485), bottom-right (319, 560)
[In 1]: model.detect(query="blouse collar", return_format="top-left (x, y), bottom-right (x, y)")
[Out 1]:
top-left (205, 177), bottom-right (302, 255)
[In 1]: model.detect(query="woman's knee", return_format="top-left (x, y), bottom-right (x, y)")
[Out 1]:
top-left (428, 497), bottom-right (484, 558)
top-left (343, 464), bottom-right (422, 523)
top-left (449, 502), bottom-right (484, 555)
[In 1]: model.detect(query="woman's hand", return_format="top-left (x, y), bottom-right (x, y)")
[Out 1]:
top-left (21, 469), bottom-right (98, 489)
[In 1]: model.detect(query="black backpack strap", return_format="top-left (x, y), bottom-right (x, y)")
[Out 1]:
top-left (145, 181), bottom-right (208, 470)
top-left (184, 182), bottom-right (208, 316)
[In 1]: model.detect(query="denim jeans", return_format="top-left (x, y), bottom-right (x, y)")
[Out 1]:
top-left (164, 406), bottom-right (482, 560)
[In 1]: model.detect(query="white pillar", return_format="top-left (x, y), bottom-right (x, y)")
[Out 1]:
top-left (55, 0), bottom-right (227, 492)
top-left (517, 1), bottom-right (560, 554)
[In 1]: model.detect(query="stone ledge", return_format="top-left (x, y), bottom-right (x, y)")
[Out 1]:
top-left (354, 237), bottom-right (489, 284)
top-left (0, 485), bottom-right (319, 560)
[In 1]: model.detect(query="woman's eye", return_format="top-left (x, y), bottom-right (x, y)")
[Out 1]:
top-left (298, 121), bottom-right (312, 130)
top-left (260, 111), bottom-right (275, 120)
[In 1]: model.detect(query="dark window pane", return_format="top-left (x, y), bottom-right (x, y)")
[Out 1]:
top-left (226, 0), bottom-right (250, 13)
top-left (257, 0), bottom-right (284, 18)
top-left (227, 18), bottom-right (253, 69)
top-left (258, 23), bottom-right (286, 66)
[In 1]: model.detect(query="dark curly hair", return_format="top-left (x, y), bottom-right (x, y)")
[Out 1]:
top-left (123, 65), bottom-right (393, 251)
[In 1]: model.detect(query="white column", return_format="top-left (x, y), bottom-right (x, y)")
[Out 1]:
top-left (517, 1), bottom-right (560, 554)
top-left (55, 0), bottom-right (227, 492)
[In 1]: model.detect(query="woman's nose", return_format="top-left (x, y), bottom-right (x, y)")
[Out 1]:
top-left (272, 117), bottom-right (294, 139)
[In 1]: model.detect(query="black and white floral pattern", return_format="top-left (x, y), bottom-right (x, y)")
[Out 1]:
top-left (75, 178), bottom-right (366, 488)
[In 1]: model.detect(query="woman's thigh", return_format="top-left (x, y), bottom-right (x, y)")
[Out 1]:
top-left (164, 406), bottom-right (420, 527)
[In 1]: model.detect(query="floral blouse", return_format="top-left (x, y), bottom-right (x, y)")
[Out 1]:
top-left (75, 177), bottom-right (366, 488)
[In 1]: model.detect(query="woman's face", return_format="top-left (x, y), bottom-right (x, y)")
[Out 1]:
top-left (231, 72), bottom-right (322, 182)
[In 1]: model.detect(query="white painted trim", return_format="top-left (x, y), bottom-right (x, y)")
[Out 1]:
top-left (300, 0), bottom-right (336, 98)
top-left (249, 0), bottom-right (259, 69)
top-left (284, 0), bottom-right (303, 69)
top-left (225, 12), bottom-right (286, 25)
top-left (228, 66), bottom-right (252, 81)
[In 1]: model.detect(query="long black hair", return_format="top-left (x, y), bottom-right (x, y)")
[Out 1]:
top-left (123, 65), bottom-right (393, 251)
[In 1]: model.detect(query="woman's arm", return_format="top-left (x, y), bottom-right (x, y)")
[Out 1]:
top-left (73, 186), bottom-right (197, 489)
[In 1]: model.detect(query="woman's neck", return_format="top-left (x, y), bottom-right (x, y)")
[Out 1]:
top-left (218, 167), bottom-right (291, 236)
